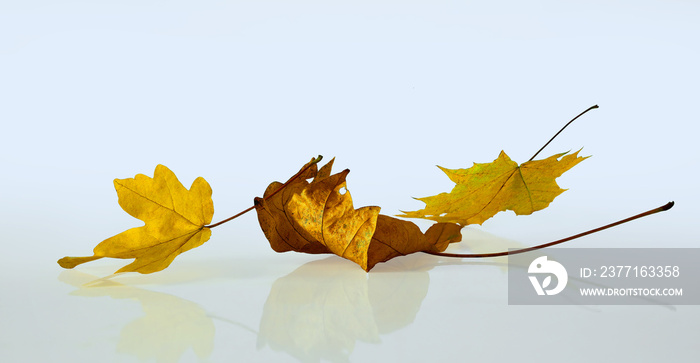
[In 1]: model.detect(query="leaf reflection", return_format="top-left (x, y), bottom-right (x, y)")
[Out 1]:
top-left (59, 270), bottom-right (215, 363)
top-left (256, 227), bottom-right (525, 362)
top-left (257, 257), bottom-right (430, 363)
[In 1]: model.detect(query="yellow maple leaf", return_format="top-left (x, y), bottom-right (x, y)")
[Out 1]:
top-left (398, 150), bottom-right (588, 225)
top-left (58, 165), bottom-right (214, 274)
top-left (254, 158), bottom-right (462, 271)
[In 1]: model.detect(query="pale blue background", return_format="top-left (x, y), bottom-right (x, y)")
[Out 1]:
top-left (1, 1), bottom-right (698, 362)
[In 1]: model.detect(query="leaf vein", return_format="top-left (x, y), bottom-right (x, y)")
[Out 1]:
top-left (115, 180), bottom-right (199, 227)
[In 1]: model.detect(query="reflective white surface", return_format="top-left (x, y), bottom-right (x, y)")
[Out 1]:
top-left (3, 232), bottom-right (699, 362)
top-left (3, 229), bottom-right (699, 362)
top-left (1, 1), bottom-right (699, 362)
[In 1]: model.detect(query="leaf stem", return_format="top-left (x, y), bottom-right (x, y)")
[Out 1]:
top-left (424, 201), bottom-right (674, 258)
top-left (204, 155), bottom-right (323, 229)
top-left (529, 104), bottom-right (599, 162)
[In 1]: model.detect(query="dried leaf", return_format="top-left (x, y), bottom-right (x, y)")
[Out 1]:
top-left (398, 150), bottom-right (587, 225)
top-left (254, 159), bottom-right (462, 271)
top-left (367, 215), bottom-right (461, 271)
top-left (58, 165), bottom-right (214, 274)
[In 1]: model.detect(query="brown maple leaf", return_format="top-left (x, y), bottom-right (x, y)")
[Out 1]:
top-left (254, 158), bottom-right (462, 271)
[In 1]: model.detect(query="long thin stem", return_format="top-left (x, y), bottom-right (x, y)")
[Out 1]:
top-left (204, 155), bottom-right (323, 229)
top-left (424, 201), bottom-right (674, 258)
top-left (529, 105), bottom-right (599, 162)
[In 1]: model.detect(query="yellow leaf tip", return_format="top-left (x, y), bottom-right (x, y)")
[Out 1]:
top-left (57, 257), bottom-right (75, 269)
top-left (57, 255), bottom-right (102, 269)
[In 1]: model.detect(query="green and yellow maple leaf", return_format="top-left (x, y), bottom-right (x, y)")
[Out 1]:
top-left (398, 150), bottom-right (588, 225)
top-left (58, 165), bottom-right (214, 274)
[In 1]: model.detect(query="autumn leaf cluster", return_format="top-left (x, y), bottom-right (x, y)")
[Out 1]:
top-left (59, 148), bottom-right (585, 274)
